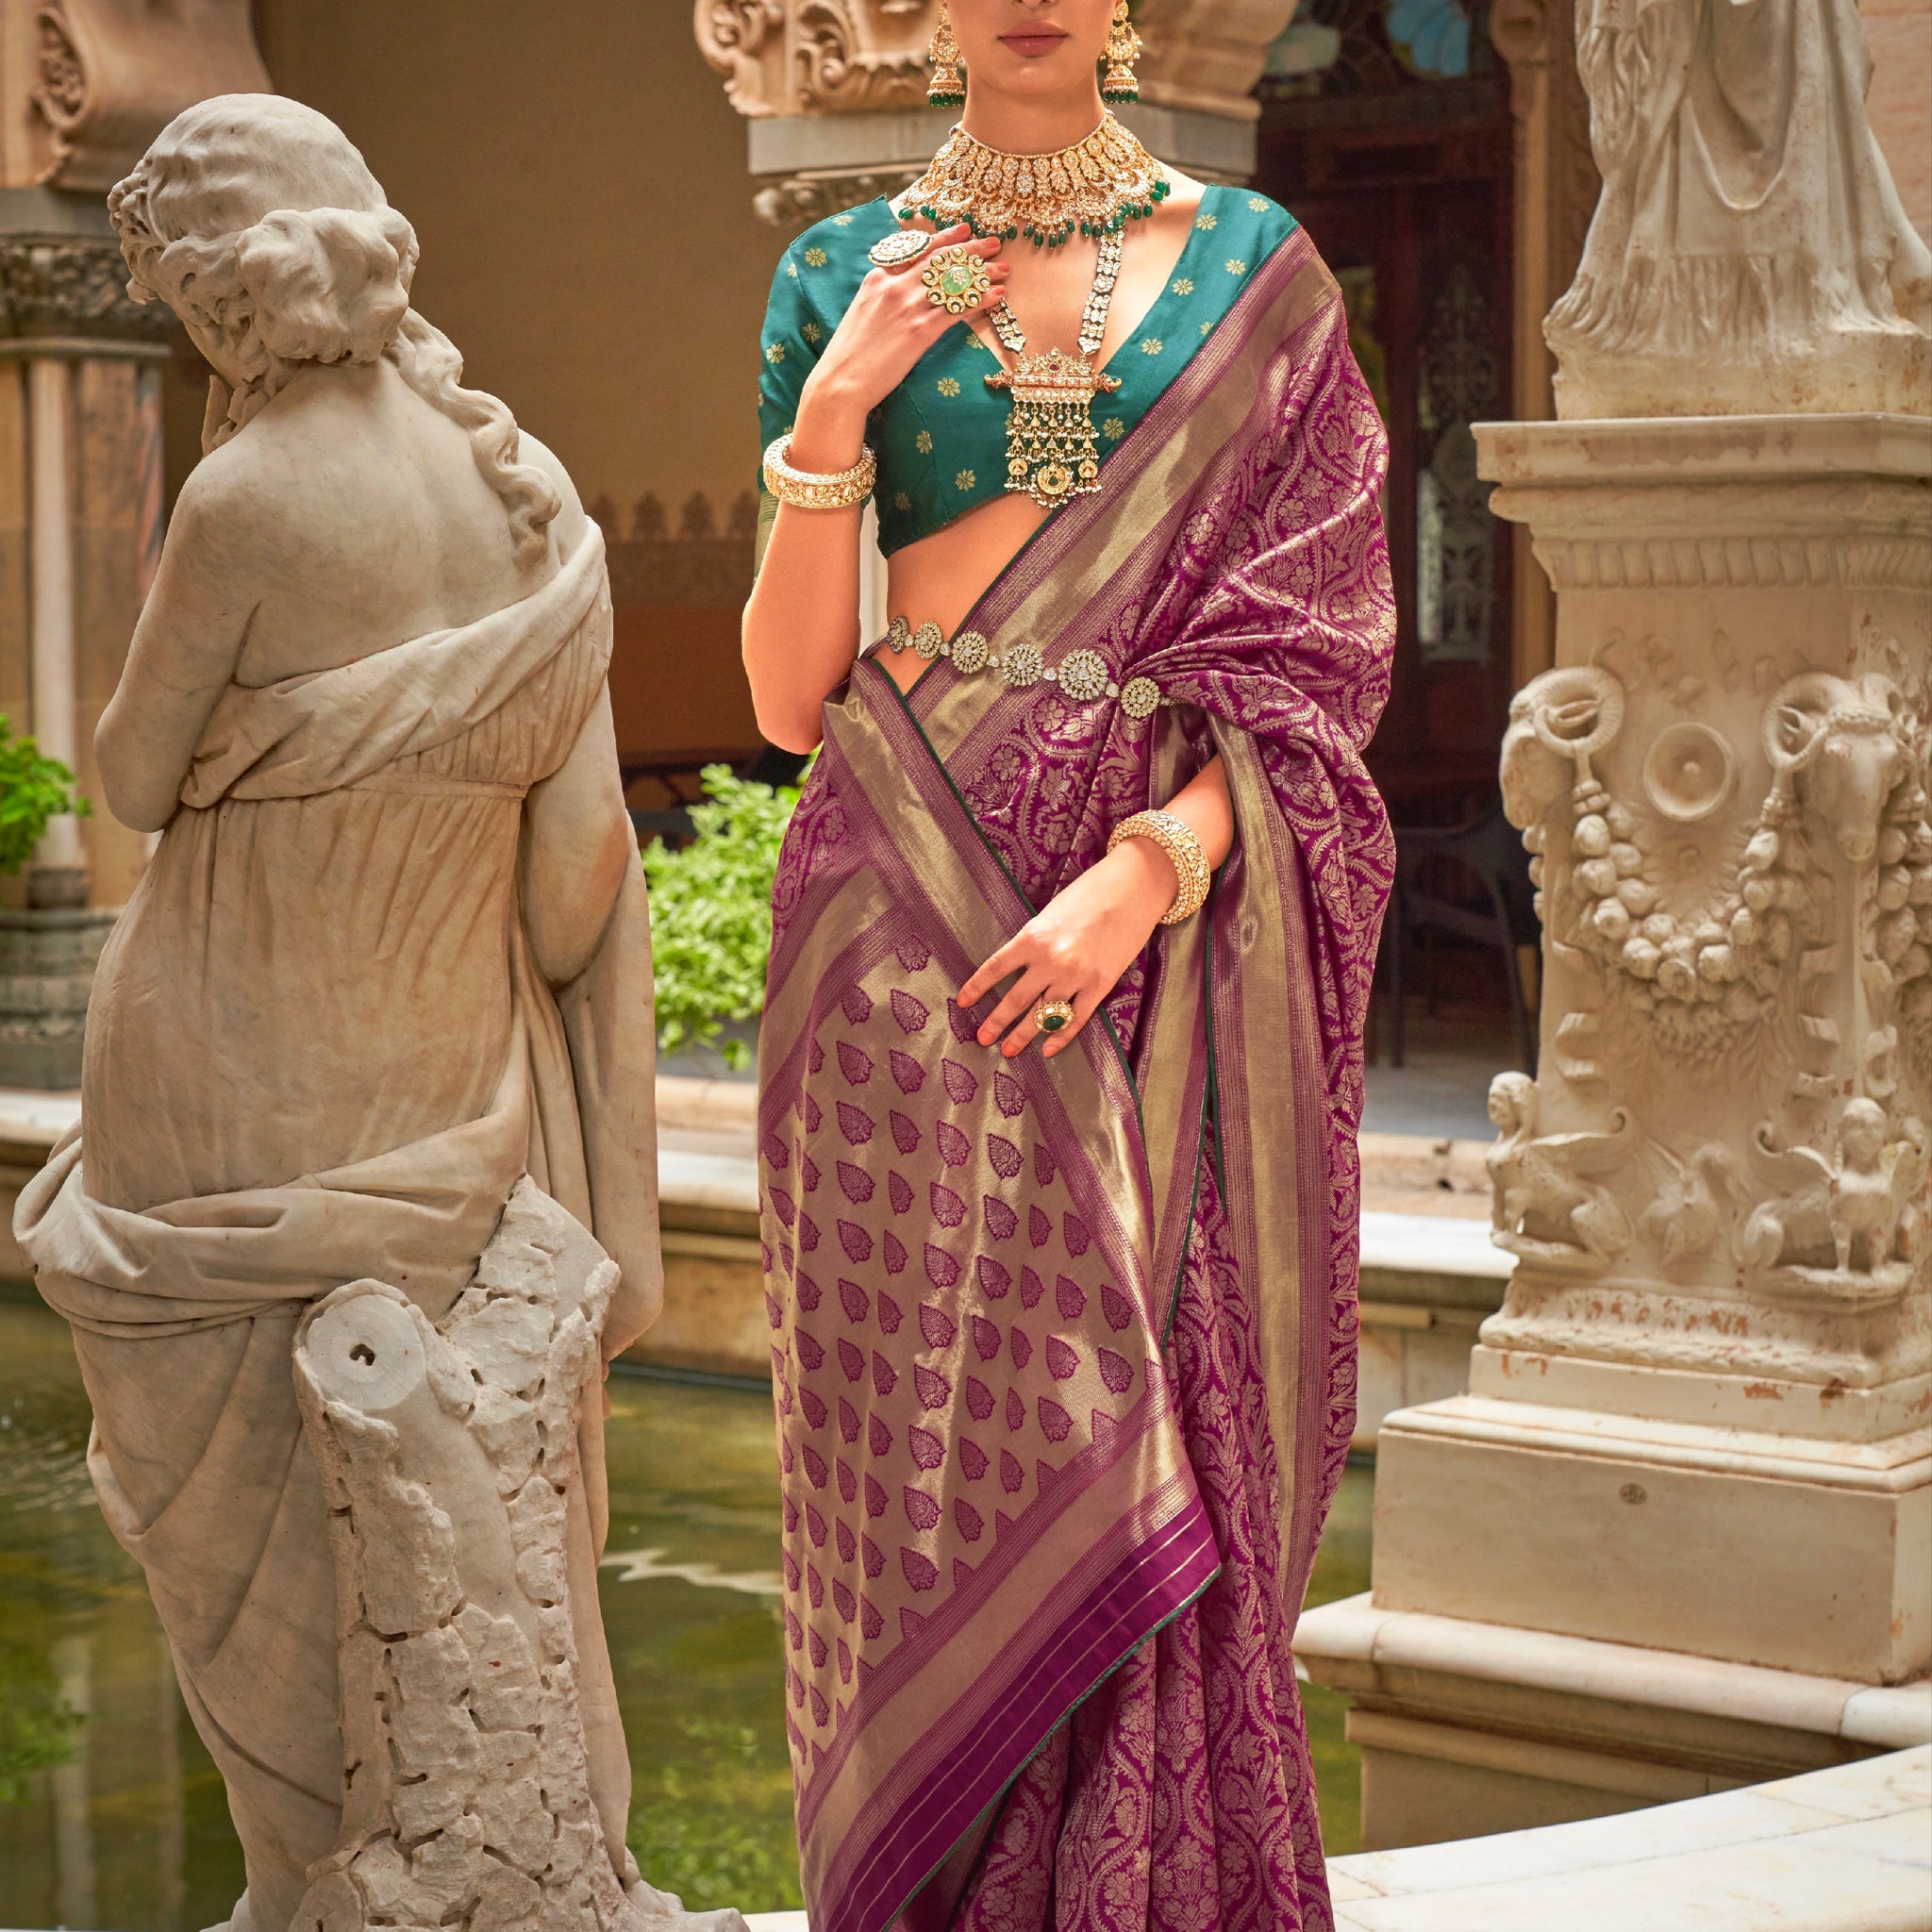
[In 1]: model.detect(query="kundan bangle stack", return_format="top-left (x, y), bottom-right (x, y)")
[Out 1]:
top-left (1109, 808), bottom-right (1210, 924)
top-left (761, 433), bottom-right (876, 510)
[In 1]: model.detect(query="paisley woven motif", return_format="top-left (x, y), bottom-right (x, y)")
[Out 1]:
top-left (767, 225), bottom-right (1392, 1932)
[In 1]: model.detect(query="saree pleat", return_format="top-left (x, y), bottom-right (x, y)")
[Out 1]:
top-left (761, 225), bottom-right (1393, 1931)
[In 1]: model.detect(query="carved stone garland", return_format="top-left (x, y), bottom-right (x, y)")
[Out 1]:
top-left (1505, 663), bottom-right (1932, 1070)
top-left (1497, 658), bottom-right (1932, 1304)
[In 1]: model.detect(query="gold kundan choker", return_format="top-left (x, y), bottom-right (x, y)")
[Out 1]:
top-left (897, 112), bottom-right (1168, 249)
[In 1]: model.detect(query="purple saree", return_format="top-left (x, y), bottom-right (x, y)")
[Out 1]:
top-left (758, 225), bottom-right (1394, 1932)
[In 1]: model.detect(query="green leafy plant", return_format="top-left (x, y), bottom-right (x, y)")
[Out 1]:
top-left (0, 1638), bottom-right (82, 1805)
top-left (0, 715), bottom-right (87, 877)
top-left (642, 763), bottom-right (806, 1072)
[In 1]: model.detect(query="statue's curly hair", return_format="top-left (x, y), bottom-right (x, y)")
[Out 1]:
top-left (109, 94), bottom-right (559, 564)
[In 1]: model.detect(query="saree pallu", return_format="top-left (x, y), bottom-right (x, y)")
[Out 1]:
top-left (759, 226), bottom-right (1393, 1932)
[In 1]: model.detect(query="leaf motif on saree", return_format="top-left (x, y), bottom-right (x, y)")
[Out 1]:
top-left (984, 1196), bottom-right (1019, 1241)
top-left (890, 1050), bottom-right (926, 1093)
top-left (888, 1174), bottom-right (915, 1215)
top-left (891, 991), bottom-right (931, 1033)
top-left (942, 1058), bottom-right (979, 1105)
top-left (977, 1256), bottom-right (1011, 1297)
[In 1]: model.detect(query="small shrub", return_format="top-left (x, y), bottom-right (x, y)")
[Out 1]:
top-left (0, 716), bottom-right (87, 877)
top-left (642, 763), bottom-right (806, 1071)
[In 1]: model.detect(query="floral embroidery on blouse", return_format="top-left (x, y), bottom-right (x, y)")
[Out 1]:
top-left (1196, 212), bottom-right (1217, 230)
top-left (804, 246), bottom-right (828, 267)
top-left (955, 469), bottom-right (975, 491)
top-left (893, 491), bottom-right (911, 510)
top-left (915, 429), bottom-right (934, 454)
top-left (937, 376), bottom-right (961, 397)
top-left (1248, 196), bottom-right (1270, 211)
top-left (1102, 417), bottom-right (1125, 440)
top-left (802, 322), bottom-right (823, 342)
top-left (1140, 338), bottom-right (1163, 356)
top-left (1225, 258), bottom-right (1248, 275)
top-left (765, 341), bottom-right (786, 362)
top-left (784, 260), bottom-right (799, 278)
top-left (831, 213), bottom-right (856, 225)
top-left (1172, 277), bottom-right (1194, 295)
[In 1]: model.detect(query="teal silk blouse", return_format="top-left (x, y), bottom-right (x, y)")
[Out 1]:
top-left (758, 184), bottom-right (1299, 556)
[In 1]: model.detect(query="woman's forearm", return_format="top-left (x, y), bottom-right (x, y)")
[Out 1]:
top-left (741, 377), bottom-right (873, 753)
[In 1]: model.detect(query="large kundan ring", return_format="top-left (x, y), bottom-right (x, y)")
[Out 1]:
top-left (870, 228), bottom-right (934, 271)
top-left (1034, 998), bottom-right (1074, 1035)
top-left (921, 245), bottom-right (992, 314)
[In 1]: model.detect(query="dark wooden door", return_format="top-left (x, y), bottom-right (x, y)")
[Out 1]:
top-left (1257, 74), bottom-right (1515, 830)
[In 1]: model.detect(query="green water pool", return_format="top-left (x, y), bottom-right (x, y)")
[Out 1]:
top-left (0, 1291), bottom-right (1368, 1927)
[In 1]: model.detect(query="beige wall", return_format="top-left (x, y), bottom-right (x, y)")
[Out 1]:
top-left (1863, 0), bottom-right (1932, 244)
top-left (254, 0), bottom-right (780, 523)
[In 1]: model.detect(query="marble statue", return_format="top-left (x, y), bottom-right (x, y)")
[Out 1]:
top-left (12, 94), bottom-right (745, 1932)
top-left (1546, 0), bottom-right (1932, 416)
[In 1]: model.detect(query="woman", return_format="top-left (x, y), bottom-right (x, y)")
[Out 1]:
top-left (14, 96), bottom-right (691, 1932)
top-left (743, 2), bottom-right (1394, 1927)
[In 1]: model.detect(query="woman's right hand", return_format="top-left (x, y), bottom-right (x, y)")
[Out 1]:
top-left (786, 225), bottom-right (1007, 470)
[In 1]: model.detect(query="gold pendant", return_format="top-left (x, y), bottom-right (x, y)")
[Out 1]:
top-left (984, 348), bottom-right (1123, 510)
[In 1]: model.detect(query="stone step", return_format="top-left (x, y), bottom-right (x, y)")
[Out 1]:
top-left (741, 1751), bottom-right (1931, 1928)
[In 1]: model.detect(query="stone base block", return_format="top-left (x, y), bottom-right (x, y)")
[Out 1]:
top-left (0, 908), bottom-right (114, 1091)
top-left (1373, 1394), bottom-right (1931, 1681)
top-left (1295, 1592), bottom-right (1932, 1851)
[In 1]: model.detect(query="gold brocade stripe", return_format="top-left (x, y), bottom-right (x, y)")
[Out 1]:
top-left (1208, 724), bottom-right (1335, 1601)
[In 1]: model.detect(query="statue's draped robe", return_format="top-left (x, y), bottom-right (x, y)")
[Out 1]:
top-left (759, 229), bottom-right (1395, 1932)
top-left (15, 525), bottom-right (658, 1931)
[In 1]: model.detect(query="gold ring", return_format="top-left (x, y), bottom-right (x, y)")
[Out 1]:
top-left (869, 228), bottom-right (933, 271)
top-left (921, 245), bottom-right (992, 315)
top-left (1034, 998), bottom-right (1074, 1035)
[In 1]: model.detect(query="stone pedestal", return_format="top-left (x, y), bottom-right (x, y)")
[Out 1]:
top-left (0, 905), bottom-right (111, 1087)
top-left (1299, 411), bottom-right (1932, 1847)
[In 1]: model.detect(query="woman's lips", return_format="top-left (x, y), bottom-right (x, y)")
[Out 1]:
top-left (999, 29), bottom-right (1070, 54)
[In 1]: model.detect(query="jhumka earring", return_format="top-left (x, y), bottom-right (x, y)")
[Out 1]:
top-left (927, 4), bottom-right (966, 108)
top-left (1101, 0), bottom-right (1141, 104)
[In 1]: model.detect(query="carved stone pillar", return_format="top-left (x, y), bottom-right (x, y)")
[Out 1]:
top-left (0, 0), bottom-right (265, 1086)
top-left (693, 0), bottom-right (1294, 222)
top-left (1487, 0), bottom-right (1598, 688)
top-left (1296, 0), bottom-right (1932, 1854)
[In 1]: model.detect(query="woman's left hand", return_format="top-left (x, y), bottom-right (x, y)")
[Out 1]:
top-left (958, 837), bottom-right (1180, 1058)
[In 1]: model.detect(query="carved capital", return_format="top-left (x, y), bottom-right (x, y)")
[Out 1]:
top-left (0, 235), bottom-right (172, 344)
top-left (694, 0), bottom-right (930, 119)
top-left (28, 0), bottom-right (270, 194)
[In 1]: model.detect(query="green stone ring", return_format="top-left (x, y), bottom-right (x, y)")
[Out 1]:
top-left (921, 246), bottom-right (992, 316)
top-left (1035, 998), bottom-right (1074, 1034)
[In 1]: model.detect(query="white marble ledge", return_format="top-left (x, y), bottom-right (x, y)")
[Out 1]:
top-left (1328, 1746), bottom-right (1931, 1931)
top-left (1296, 1593), bottom-right (1932, 1749)
top-left (1359, 1210), bottom-right (1514, 1280)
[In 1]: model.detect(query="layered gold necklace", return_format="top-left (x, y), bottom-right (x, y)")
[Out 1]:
top-left (897, 112), bottom-right (1168, 250)
top-left (894, 115), bottom-right (1162, 508)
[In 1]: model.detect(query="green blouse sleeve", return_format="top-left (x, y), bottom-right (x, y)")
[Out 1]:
top-left (758, 240), bottom-right (837, 474)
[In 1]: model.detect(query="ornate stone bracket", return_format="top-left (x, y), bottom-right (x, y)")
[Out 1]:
top-left (29, 1), bottom-right (270, 194)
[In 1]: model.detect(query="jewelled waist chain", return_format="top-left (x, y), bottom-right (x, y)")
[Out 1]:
top-left (882, 614), bottom-right (1172, 720)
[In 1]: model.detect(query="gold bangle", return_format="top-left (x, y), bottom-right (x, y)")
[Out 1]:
top-left (1108, 808), bottom-right (1210, 925)
top-left (761, 433), bottom-right (876, 510)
